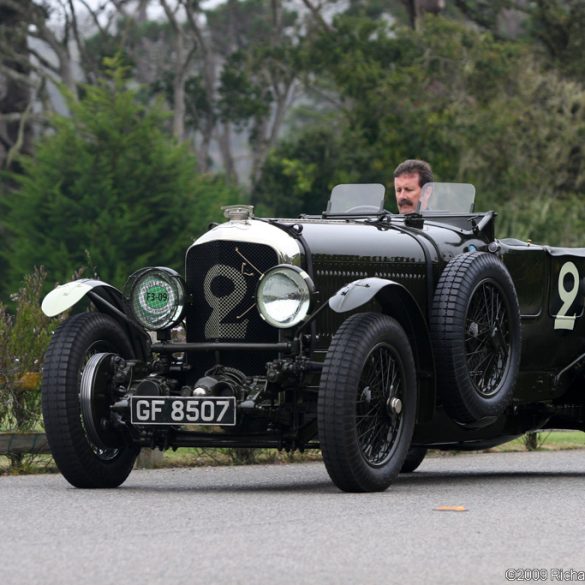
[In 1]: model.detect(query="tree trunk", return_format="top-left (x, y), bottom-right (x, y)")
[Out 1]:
top-left (250, 116), bottom-right (270, 189)
top-left (218, 122), bottom-right (237, 184)
top-left (197, 118), bottom-right (213, 173)
top-left (402, 0), bottom-right (446, 29)
top-left (173, 71), bottom-right (186, 141)
top-left (137, 0), bottom-right (149, 23)
top-left (172, 31), bottom-right (187, 141)
top-left (0, 1), bottom-right (33, 169)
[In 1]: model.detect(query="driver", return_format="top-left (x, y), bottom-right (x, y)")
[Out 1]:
top-left (393, 159), bottom-right (433, 214)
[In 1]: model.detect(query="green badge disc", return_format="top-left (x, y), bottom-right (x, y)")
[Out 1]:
top-left (144, 284), bottom-right (169, 310)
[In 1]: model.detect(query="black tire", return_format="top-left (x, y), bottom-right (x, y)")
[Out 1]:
top-left (400, 447), bottom-right (427, 473)
top-left (431, 252), bottom-right (521, 423)
top-left (318, 313), bottom-right (417, 492)
top-left (41, 312), bottom-right (139, 488)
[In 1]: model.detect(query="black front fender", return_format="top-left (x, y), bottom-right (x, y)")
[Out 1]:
top-left (328, 277), bottom-right (435, 423)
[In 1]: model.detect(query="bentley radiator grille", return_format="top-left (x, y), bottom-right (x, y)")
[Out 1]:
top-left (185, 240), bottom-right (278, 374)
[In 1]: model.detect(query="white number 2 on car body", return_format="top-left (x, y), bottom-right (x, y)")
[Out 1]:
top-left (554, 261), bottom-right (580, 330)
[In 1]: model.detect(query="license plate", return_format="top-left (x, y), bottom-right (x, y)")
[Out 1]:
top-left (130, 396), bottom-right (236, 426)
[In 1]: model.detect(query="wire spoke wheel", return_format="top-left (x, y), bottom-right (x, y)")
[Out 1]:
top-left (355, 343), bottom-right (403, 466)
top-left (431, 252), bottom-right (521, 423)
top-left (318, 313), bottom-right (416, 492)
top-left (465, 281), bottom-right (511, 398)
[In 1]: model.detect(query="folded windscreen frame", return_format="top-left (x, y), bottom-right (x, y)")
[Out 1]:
top-left (417, 183), bottom-right (476, 214)
top-left (326, 183), bottom-right (386, 215)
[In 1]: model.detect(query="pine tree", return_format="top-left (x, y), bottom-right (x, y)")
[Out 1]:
top-left (3, 59), bottom-right (238, 293)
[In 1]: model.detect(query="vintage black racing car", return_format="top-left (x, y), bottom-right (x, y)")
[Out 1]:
top-left (40, 183), bottom-right (585, 492)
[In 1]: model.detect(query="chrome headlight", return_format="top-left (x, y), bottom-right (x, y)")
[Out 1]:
top-left (256, 265), bottom-right (314, 328)
top-left (125, 267), bottom-right (185, 330)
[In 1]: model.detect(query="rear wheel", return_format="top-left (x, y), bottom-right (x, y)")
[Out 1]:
top-left (401, 447), bottom-right (427, 473)
top-left (42, 312), bottom-right (138, 488)
top-left (318, 313), bottom-right (417, 492)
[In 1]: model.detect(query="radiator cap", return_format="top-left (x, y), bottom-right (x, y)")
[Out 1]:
top-left (222, 205), bottom-right (255, 222)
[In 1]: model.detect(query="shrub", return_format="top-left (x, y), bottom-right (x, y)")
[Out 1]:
top-left (0, 267), bottom-right (56, 469)
top-left (3, 59), bottom-right (238, 295)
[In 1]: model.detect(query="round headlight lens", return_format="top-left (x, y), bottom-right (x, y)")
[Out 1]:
top-left (257, 265), bottom-right (313, 328)
top-left (126, 267), bottom-right (185, 330)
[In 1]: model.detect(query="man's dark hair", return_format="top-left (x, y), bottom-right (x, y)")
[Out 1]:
top-left (393, 159), bottom-right (433, 186)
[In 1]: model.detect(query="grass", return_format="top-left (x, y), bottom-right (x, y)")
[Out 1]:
top-left (0, 447), bottom-right (324, 475)
top-left (146, 431), bottom-right (585, 468)
top-left (1, 431), bottom-right (584, 475)
top-left (0, 453), bottom-right (57, 475)
top-left (488, 431), bottom-right (585, 453)
top-left (154, 447), bottom-right (323, 468)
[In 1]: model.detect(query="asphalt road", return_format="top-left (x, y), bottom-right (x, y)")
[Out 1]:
top-left (1, 449), bottom-right (585, 585)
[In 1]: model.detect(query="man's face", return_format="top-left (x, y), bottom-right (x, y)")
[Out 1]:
top-left (394, 172), bottom-right (422, 214)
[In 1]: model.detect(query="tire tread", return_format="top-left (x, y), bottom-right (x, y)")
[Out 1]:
top-left (318, 313), bottom-right (416, 492)
top-left (41, 313), bottom-right (138, 488)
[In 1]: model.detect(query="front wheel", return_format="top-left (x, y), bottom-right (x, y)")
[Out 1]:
top-left (41, 312), bottom-right (139, 488)
top-left (318, 313), bottom-right (417, 492)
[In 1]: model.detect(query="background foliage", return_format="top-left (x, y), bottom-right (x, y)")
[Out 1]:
top-left (0, 0), bottom-right (584, 470)
top-left (1, 1), bottom-right (585, 296)
top-left (0, 267), bottom-right (54, 468)
top-left (253, 11), bottom-right (585, 247)
top-left (0, 0), bottom-right (584, 362)
top-left (2, 59), bottom-right (237, 294)
top-left (0, 268), bottom-right (51, 431)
